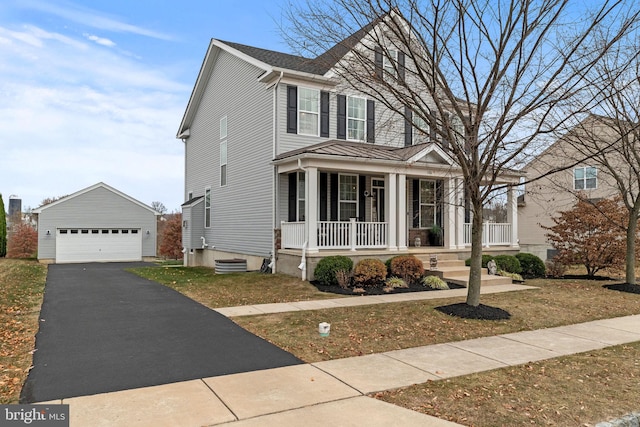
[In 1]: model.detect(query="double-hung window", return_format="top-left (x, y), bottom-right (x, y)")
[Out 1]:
top-left (574, 166), bottom-right (597, 190)
top-left (414, 114), bottom-right (429, 137)
top-left (204, 187), bottom-right (211, 228)
top-left (298, 88), bottom-right (320, 136)
top-left (347, 96), bottom-right (366, 141)
top-left (339, 174), bottom-right (358, 221)
top-left (419, 180), bottom-right (436, 228)
top-left (220, 116), bottom-right (227, 187)
top-left (383, 49), bottom-right (398, 77)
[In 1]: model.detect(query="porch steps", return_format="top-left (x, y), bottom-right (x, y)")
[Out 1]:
top-left (413, 253), bottom-right (512, 287)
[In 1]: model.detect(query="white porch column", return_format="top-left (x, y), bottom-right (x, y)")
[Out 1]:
top-left (387, 172), bottom-right (398, 251)
top-left (455, 178), bottom-right (465, 248)
top-left (397, 173), bottom-right (407, 250)
top-left (306, 167), bottom-right (319, 253)
top-left (507, 184), bottom-right (519, 248)
top-left (445, 178), bottom-right (456, 249)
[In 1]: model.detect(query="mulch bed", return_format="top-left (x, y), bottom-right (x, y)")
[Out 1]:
top-left (310, 281), bottom-right (465, 296)
top-left (435, 303), bottom-right (512, 320)
top-left (604, 283), bottom-right (640, 294)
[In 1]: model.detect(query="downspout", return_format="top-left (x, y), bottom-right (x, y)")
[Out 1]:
top-left (271, 71), bottom-right (284, 274)
top-left (297, 158), bottom-right (308, 280)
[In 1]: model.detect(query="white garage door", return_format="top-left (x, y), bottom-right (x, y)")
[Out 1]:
top-left (56, 228), bottom-right (142, 263)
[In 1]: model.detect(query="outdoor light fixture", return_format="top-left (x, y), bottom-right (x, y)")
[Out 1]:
top-left (146, 230), bottom-right (150, 235)
top-left (46, 230), bottom-right (51, 236)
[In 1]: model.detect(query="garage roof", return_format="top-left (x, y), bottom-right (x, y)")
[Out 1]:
top-left (32, 182), bottom-right (160, 215)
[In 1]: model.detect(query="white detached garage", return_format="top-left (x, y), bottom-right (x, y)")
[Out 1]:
top-left (34, 182), bottom-right (159, 264)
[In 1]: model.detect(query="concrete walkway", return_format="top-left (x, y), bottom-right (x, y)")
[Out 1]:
top-left (37, 288), bottom-right (640, 426)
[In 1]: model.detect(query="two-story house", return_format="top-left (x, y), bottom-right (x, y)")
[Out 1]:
top-left (518, 114), bottom-right (625, 260)
top-left (177, 15), bottom-right (521, 280)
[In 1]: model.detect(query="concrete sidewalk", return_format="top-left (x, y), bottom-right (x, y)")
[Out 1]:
top-left (39, 310), bottom-right (640, 426)
top-left (214, 283), bottom-right (537, 317)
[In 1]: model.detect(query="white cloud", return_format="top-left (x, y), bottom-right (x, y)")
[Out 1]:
top-left (83, 33), bottom-right (116, 47)
top-left (19, 0), bottom-right (175, 41)
top-left (0, 21), bottom-right (189, 211)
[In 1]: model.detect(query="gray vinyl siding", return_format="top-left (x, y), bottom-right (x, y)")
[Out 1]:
top-left (182, 199), bottom-right (204, 249)
top-left (184, 50), bottom-right (274, 257)
top-left (37, 186), bottom-right (157, 259)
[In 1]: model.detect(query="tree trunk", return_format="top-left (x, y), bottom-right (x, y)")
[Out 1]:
top-left (625, 207), bottom-right (639, 285)
top-left (466, 202), bottom-right (484, 307)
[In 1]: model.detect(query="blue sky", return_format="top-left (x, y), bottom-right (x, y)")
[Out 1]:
top-left (0, 0), bottom-right (288, 212)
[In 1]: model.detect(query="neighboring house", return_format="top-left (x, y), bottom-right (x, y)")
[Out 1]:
top-left (177, 14), bottom-right (521, 279)
top-left (518, 114), bottom-right (623, 260)
top-left (34, 182), bottom-right (159, 264)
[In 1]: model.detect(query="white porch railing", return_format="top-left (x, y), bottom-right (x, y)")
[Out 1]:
top-left (281, 222), bottom-right (305, 249)
top-left (463, 223), bottom-right (512, 246)
top-left (281, 219), bottom-right (387, 250)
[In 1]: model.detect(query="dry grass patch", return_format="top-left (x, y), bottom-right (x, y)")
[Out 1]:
top-left (0, 259), bottom-right (47, 404)
top-left (375, 342), bottom-right (640, 426)
top-left (233, 278), bottom-right (640, 363)
top-left (129, 266), bottom-right (343, 308)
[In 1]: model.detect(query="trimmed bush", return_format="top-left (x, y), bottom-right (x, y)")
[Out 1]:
top-left (314, 256), bottom-right (353, 286)
top-left (389, 255), bottom-right (424, 284)
top-left (422, 275), bottom-right (449, 290)
top-left (465, 254), bottom-right (495, 268)
top-left (493, 255), bottom-right (522, 274)
top-left (385, 256), bottom-right (399, 276)
top-left (515, 253), bottom-right (546, 278)
top-left (353, 258), bottom-right (387, 288)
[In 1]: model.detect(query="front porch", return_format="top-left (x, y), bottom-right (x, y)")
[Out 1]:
top-left (281, 219), bottom-right (516, 251)
top-left (273, 140), bottom-right (522, 280)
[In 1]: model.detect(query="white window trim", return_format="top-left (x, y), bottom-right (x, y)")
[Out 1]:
top-left (383, 49), bottom-right (398, 77)
top-left (220, 140), bottom-right (227, 187)
top-left (204, 187), bottom-right (211, 228)
top-left (298, 87), bottom-right (320, 137)
top-left (220, 116), bottom-right (227, 139)
top-left (419, 179), bottom-right (436, 229)
top-left (347, 95), bottom-right (366, 142)
top-left (574, 166), bottom-right (597, 190)
top-left (338, 174), bottom-right (358, 221)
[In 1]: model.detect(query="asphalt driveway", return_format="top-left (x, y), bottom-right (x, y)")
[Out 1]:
top-left (20, 262), bottom-right (302, 403)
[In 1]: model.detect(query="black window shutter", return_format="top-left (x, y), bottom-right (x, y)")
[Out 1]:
top-left (319, 172), bottom-right (328, 221)
top-left (320, 91), bottom-right (330, 138)
top-left (288, 173), bottom-right (297, 221)
top-left (330, 173), bottom-right (338, 221)
top-left (442, 113), bottom-right (451, 151)
top-left (412, 179), bottom-right (420, 228)
top-left (398, 51), bottom-right (406, 82)
top-left (358, 175), bottom-right (366, 221)
top-left (430, 109), bottom-right (438, 142)
top-left (286, 86), bottom-right (297, 134)
top-left (366, 100), bottom-right (375, 143)
top-left (404, 107), bottom-right (413, 147)
top-left (374, 47), bottom-right (383, 79)
top-left (336, 95), bottom-right (346, 140)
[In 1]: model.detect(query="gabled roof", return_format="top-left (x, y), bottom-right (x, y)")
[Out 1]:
top-left (33, 182), bottom-right (159, 215)
top-left (273, 140), bottom-right (455, 165)
top-left (177, 13), bottom-right (393, 138)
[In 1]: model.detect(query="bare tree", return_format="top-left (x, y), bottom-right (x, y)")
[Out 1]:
top-left (559, 41), bottom-right (640, 285)
top-left (151, 201), bottom-right (167, 216)
top-left (283, 0), bottom-right (639, 307)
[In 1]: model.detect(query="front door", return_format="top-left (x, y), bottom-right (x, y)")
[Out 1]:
top-left (371, 179), bottom-right (385, 222)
